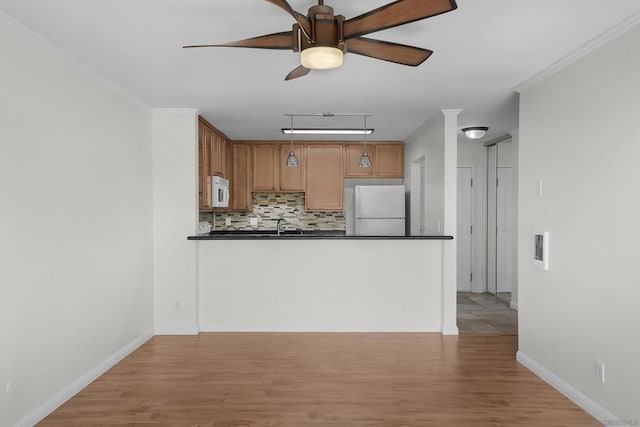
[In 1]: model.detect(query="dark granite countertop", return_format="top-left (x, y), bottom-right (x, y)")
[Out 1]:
top-left (187, 230), bottom-right (453, 240)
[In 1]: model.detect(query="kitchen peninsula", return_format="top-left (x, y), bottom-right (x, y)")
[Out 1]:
top-left (190, 234), bottom-right (453, 333)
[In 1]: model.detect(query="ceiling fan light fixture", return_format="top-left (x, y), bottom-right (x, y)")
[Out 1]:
top-left (462, 127), bottom-right (489, 140)
top-left (301, 46), bottom-right (344, 70)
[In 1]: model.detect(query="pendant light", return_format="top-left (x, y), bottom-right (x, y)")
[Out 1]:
top-left (359, 115), bottom-right (372, 168)
top-left (286, 115), bottom-right (299, 167)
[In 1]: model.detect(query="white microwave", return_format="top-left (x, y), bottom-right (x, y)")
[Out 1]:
top-left (209, 176), bottom-right (229, 208)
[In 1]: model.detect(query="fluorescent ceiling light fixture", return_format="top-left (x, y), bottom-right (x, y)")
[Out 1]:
top-left (462, 126), bottom-right (489, 140)
top-left (282, 128), bottom-right (374, 135)
top-left (301, 47), bottom-right (344, 70)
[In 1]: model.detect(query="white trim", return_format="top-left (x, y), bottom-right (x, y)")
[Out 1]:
top-left (153, 108), bottom-right (200, 115)
top-left (155, 328), bottom-right (200, 336)
top-left (441, 326), bottom-right (459, 336)
top-left (516, 351), bottom-right (628, 426)
top-left (510, 300), bottom-right (518, 311)
top-left (0, 9), bottom-right (152, 111)
top-left (516, 10), bottom-right (640, 93)
top-left (13, 329), bottom-right (154, 427)
top-left (198, 325), bottom-right (441, 333)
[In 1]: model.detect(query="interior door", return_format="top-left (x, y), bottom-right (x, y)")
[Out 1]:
top-left (497, 167), bottom-right (513, 292)
top-left (457, 167), bottom-right (473, 292)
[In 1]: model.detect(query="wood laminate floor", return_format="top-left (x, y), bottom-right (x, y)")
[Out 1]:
top-left (40, 333), bottom-right (597, 426)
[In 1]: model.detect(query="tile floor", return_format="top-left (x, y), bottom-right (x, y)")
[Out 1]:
top-left (457, 292), bottom-right (518, 335)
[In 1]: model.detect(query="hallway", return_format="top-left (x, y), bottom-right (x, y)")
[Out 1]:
top-left (457, 292), bottom-right (518, 334)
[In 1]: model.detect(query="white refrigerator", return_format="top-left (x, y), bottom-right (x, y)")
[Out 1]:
top-left (355, 185), bottom-right (406, 236)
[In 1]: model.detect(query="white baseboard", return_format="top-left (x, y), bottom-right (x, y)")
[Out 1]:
top-left (155, 327), bottom-right (200, 335)
top-left (510, 301), bottom-right (519, 311)
top-left (13, 329), bottom-right (154, 427)
top-left (516, 351), bottom-right (628, 426)
top-left (441, 326), bottom-right (459, 336)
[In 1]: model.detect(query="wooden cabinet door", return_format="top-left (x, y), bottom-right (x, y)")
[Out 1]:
top-left (306, 145), bottom-right (344, 211)
top-left (212, 133), bottom-right (228, 178)
top-left (198, 122), bottom-right (206, 208)
top-left (231, 144), bottom-right (252, 211)
top-left (345, 144), bottom-right (375, 177)
top-left (252, 144), bottom-right (278, 191)
top-left (202, 125), bottom-right (214, 208)
top-left (375, 144), bottom-right (404, 177)
top-left (280, 144), bottom-right (305, 191)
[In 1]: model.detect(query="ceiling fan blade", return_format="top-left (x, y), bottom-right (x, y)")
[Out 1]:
top-left (264, 0), bottom-right (312, 38)
top-left (344, 0), bottom-right (457, 39)
top-left (285, 65), bottom-right (310, 81)
top-left (184, 31), bottom-right (293, 50)
top-left (347, 37), bottom-right (433, 66)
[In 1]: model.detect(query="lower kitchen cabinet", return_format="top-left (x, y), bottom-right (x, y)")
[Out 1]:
top-left (306, 144), bottom-right (344, 211)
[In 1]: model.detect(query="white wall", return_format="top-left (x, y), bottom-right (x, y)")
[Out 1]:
top-left (198, 240), bottom-right (442, 332)
top-left (518, 24), bottom-right (640, 422)
top-left (404, 109), bottom-right (460, 335)
top-left (0, 16), bottom-right (154, 426)
top-left (497, 134), bottom-right (519, 308)
top-left (152, 109), bottom-right (199, 335)
top-left (404, 114), bottom-right (444, 235)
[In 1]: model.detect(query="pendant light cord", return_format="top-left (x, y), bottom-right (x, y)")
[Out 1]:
top-left (363, 115), bottom-right (368, 152)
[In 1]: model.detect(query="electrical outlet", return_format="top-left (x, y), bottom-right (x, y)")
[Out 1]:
top-left (249, 217), bottom-right (258, 226)
top-left (6, 380), bottom-right (16, 394)
top-left (225, 217), bottom-right (231, 226)
top-left (596, 361), bottom-right (606, 384)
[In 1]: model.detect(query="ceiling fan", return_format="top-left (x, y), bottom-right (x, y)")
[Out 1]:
top-left (184, 0), bottom-right (458, 80)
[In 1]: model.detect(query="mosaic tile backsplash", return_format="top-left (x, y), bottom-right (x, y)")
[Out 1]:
top-left (199, 193), bottom-right (346, 231)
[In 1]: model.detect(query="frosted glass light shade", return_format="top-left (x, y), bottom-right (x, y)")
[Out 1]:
top-left (462, 127), bottom-right (489, 140)
top-left (301, 47), bottom-right (343, 70)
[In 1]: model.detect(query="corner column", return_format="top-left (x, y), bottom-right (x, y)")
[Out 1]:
top-left (441, 109), bottom-right (462, 335)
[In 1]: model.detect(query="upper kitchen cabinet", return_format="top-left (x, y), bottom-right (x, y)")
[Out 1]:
top-left (252, 144), bottom-right (278, 191)
top-left (211, 132), bottom-right (230, 179)
top-left (198, 121), bottom-right (209, 209)
top-left (344, 142), bottom-right (404, 178)
top-left (230, 143), bottom-right (252, 211)
top-left (306, 144), bottom-right (344, 211)
top-left (198, 116), bottom-right (233, 211)
top-left (251, 143), bottom-right (305, 192)
top-left (374, 143), bottom-right (404, 177)
top-left (279, 144), bottom-right (305, 191)
top-left (345, 144), bottom-right (376, 177)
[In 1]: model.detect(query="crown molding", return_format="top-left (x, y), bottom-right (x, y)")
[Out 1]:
top-left (515, 10), bottom-right (640, 93)
top-left (0, 9), bottom-right (152, 111)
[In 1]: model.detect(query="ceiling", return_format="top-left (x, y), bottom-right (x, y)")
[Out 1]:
top-left (2, 0), bottom-right (639, 142)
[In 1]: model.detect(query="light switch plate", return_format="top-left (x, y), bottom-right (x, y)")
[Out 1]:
top-left (225, 218), bottom-right (232, 226)
top-left (249, 217), bottom-right (258, 226)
